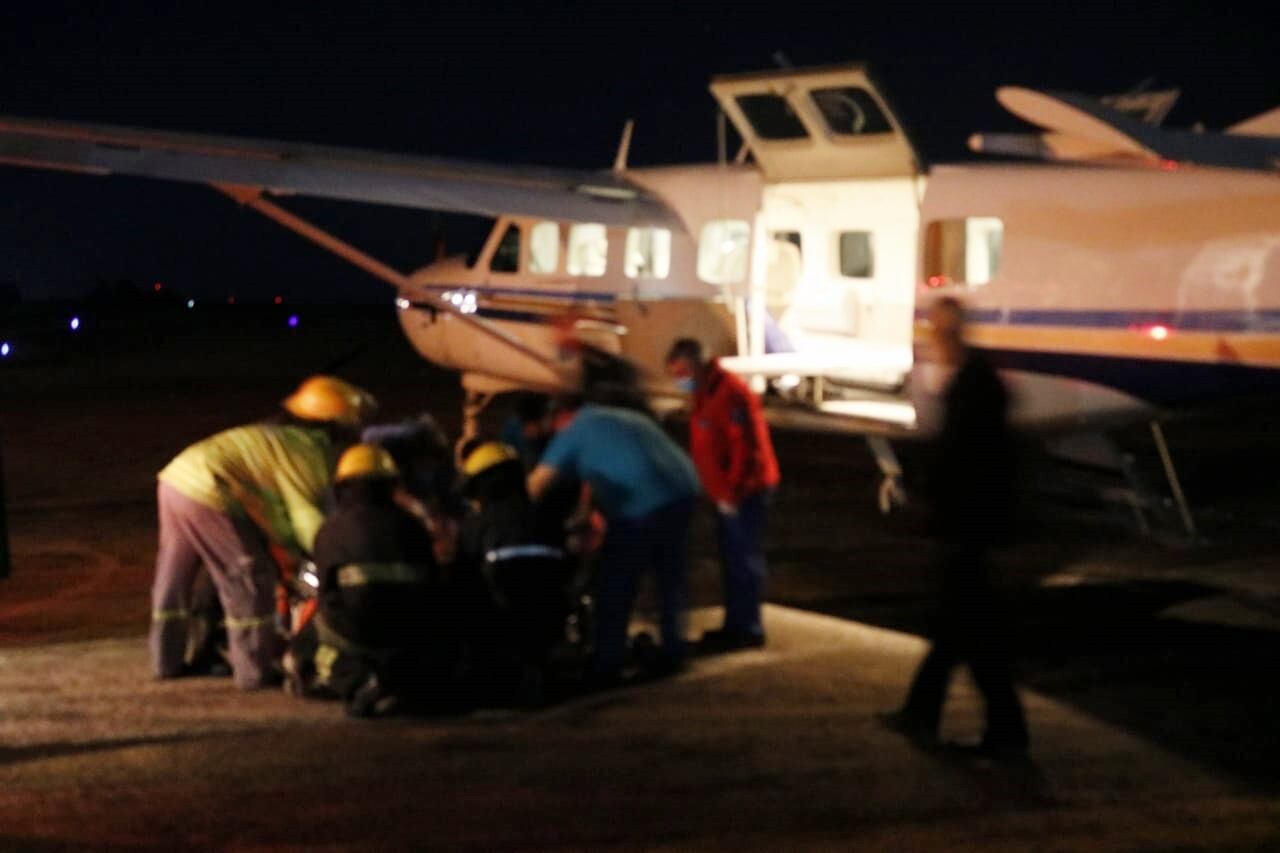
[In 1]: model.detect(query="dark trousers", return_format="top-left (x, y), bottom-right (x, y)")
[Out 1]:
top-left (715, 489), bottom-right (771, 638)
top-left (593, 498), bottom-right (694, 677)
top-left (903, 544), bottom-right (1029, 749)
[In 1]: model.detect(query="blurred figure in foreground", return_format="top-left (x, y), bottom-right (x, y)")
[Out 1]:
top-left (151, 375), bottom-right (375, 689)
top-left (880, 296), bottom-right (1029, 759)
top-left (285, 443), bottom-right (440, 717)
top-left (665, 338), bottom-right (780, 651)
top-left (527, 402), bottom-right (700, 685)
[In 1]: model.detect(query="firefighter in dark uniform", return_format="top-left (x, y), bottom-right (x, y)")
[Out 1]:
top-left (455, 441), bottom-right (571, 703)
top-left (284, 443), bottom-right (440, 717)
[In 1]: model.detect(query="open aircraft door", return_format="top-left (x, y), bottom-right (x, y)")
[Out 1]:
top-left (710, 64), bottom-right (924, 395)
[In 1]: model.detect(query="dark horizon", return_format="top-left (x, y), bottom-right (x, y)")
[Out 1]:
top-left (2, 2), bottom-right (1276, 303)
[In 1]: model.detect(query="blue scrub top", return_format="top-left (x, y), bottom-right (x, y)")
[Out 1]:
top-left (541, 405), bottom-right (699, 520)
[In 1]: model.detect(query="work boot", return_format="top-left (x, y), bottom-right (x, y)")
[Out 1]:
top-left (876, 709), bottom-right (937, 745)
top-left (346, 673), bottom-right (398, 719)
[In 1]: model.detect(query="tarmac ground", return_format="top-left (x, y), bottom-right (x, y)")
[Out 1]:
top-left (2, 304), bottom-right (1279, 850)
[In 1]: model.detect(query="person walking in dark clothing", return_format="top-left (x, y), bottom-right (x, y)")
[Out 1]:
top-left (881, 296), bottom-right (1029, 759)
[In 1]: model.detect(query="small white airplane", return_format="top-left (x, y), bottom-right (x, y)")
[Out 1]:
top-left (2, 63), bottom-right (1277, 529)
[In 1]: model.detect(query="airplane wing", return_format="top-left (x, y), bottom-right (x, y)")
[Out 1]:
top-left (0, 114), bottom-right (682, 228)
top-left (971, 87), bottom-right (1280, 173)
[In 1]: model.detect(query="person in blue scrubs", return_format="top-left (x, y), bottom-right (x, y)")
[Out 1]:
top-left (527, 402), bottom-right (700, 683)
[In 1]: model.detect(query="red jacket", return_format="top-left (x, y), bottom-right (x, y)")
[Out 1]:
top-left (689, 362), bottom-right (780, 504)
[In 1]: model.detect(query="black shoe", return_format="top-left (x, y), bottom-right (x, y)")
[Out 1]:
top-left (346, 674), bottom-right (397, 719)
top-left (699, 628), bottom-right (766, 653)
top-left (876, 710), bottom-right (937, 744)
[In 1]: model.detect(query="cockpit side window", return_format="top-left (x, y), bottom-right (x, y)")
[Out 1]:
top-left (491, 223), bottom-right (521, 273)
top-left (735, 94), bottom-right (809, 140)
top-left (809, 87), bottom-right (893, 136)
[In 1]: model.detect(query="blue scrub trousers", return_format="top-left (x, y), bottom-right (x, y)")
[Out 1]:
top-left (592, 497), bottom-right (694, 678)
top-left (716, 489), bottom-right (771, 639)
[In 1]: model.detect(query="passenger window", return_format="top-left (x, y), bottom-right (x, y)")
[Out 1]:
top-left (735, 94), bottom-right (809, 140)
top-left (838, 231), bottom-right (874, 278)
top-left (491, 224), bottom-right (521, 273)
top-left (697, 219), bottom-right (751, 285)
top-left (567, 223), bottom-right (608, 277)
top-left (624, 227), bottom-right (672, 280)
top-left (529, 221), bottom-right (560, 274)
top-left (924, 218), bottom-right (1003, 288)
top-left (810, 87), bottom-right (893, 136)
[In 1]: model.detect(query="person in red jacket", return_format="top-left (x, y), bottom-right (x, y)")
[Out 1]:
top-left (665, 338), bottom-right (780, 650)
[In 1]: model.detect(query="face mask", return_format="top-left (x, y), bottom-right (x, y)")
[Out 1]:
top-left (675, 377), bottom-right (696, 394)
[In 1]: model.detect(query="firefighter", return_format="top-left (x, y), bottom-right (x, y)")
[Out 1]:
top-left (285, 443), bottom-right (440, 717)
top-left (151, 375), bottom-right (375, 689)
top-left (454, 441), bottom-right (571, 704)
top-left (665, 338), bottom-right (780, 650)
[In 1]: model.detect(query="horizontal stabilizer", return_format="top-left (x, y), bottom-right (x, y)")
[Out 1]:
top-left (994, 87), bottom-right (1280, 173)
top-left (1229, 106), bottom-right (1280, 138)
top-left (0, 115), bottom-right (680, 228)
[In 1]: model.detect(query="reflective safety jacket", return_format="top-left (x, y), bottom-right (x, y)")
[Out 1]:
top-left (689, 362), bottom-right (780, 504)
top-left (157, 423), bottom-right (334, 556)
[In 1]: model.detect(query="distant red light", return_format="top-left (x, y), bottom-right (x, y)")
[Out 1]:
top-left (1158, 159), bottom-right (1180, 171)
top-left (273, 295), bottom-right (283, 305)
top-left (153, 282), bottom-right (163, 292)
top-left (228, 296), bottom-right (236, 305)
top-left (925, 275), bottom-right (951, 289)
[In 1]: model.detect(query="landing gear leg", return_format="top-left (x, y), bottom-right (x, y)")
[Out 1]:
top-left (457, 389), bottom-right (494, 464)
top-left (867, 436), bottom-right (907, 514)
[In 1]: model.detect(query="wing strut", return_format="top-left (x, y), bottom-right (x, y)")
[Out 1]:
top-left (211, 183), bottom-right (569, 377)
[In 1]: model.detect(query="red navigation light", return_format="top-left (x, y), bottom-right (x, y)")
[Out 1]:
top-left (273, 295), bottom-right (283, 305)
top-left (153, 282), bottom-right (163, 292)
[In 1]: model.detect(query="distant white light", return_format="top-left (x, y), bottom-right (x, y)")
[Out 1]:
top-left (775, 373), bottom-right (802, 391)
top-left (460, 292), bottom-right (478, 315)
top-left (69, 316), bottom-right (80, 331)
top-left (395, 297), bottom-right (411, 310)
top-left (186, 299), bottom-right (195, 309)
top-left (1, 342), bottom-right (9, 357)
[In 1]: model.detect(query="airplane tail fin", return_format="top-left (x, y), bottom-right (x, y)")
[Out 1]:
top-left (1228, 106), bottom-right (1280, 137)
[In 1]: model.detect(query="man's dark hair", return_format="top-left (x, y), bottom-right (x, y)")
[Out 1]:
top-left (665, 337), bottom-right (704, 365)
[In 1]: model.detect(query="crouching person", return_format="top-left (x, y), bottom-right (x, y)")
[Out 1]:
top-left (285, 444), bottom-right (441, 718)
top-left (454, 442), bottom-right (571, 705)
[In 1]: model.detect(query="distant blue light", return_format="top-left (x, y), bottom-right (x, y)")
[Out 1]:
top-left (69, 316), bottom-right (81, 331)
top-left (287, 315), bottom-right (299, 328)
top-left (1, 342), bottom-right (10, 357)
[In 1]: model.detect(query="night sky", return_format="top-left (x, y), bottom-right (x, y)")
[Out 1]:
top-left (1, 1), bottom-right (1276, 303)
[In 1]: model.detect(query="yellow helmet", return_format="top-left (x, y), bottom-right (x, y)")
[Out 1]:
top-left (461, 441), bottom-right (520, 478)
top-left (335, 443), bottom-right (399, 483)
top-left (282, 375), bottom-right (377, 427)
